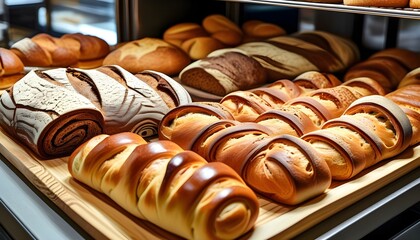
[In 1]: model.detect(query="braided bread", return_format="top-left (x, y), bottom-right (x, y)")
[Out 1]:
top-left (68, 132), bottom-right (259, 240)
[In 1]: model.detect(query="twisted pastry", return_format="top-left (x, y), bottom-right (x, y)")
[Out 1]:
top-left (0, 70), bottom-right (104, 158)
top-left (302, 95), bottom-right (413, 180)
top-left (256, 77), bottom-right (385, 135)
top-left (68, 132), bottom-right (259, 240)
top-left (220, 71), bottom-right (342, 122)
top-left (159, 111), bottom-right (332, 205)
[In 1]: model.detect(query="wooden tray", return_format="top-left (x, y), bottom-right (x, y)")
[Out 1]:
top-left (0, 129), bottom-right (418, 239)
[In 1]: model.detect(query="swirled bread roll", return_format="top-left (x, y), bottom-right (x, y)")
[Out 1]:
top-left (159, 102), bottom-right (235, 149)
top-left (179, 49), bottom-right (267, 96)
top-left (0, 70), bottom-right (104, 158)
top-left (303, 95), bottom-right (413, 180)
top-left (68, 132), bottom-right (259, 240)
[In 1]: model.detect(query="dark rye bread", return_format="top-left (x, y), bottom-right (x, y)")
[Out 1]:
top-left (179, 49), bottom-right (267, 96)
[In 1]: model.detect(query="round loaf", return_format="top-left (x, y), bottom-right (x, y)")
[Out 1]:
top-left (181, 36), bottom-right (225, 60)
top-left (242, 20), bottom-right (286, 42)
top-left (103, 37), bottom-right (191, 76)
top-left (163, 22), bottom-right (209, 47)
top-left (343, 0), bottom-right (409, 7)
top-left (202, 14), bottom-right (243, 46)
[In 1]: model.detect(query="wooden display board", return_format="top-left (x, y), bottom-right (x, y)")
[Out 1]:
top-left (0, 129), bottom-right (418, 239)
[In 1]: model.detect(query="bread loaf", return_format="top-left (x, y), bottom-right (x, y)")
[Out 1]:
top-left (103, 37), bottom-right (191, 76)
top-left (202, 14), bottom-right (243, 46)
top-left (11, 33), bottom-right (110, 68)
top-left (344, 48), bottom-right (420, 92)
top-left (181, 36), bottom-right (225, 60)
top-left (241, 20), bottom-right (286, 43)
top-left (0, 48), bottom-right (25, 89)
top-left (163, 22), bottom-right (209, 47)
top-left (0, 70), bottom-right (104, 158)
top-left (303, 95), bottom-right (413, 179)
top-left (343, 0), bottom-right (409, 7)
top-left (0, 65), bottom-right (192, 158)
top-left (68, 132), bottom-right (259, 240)
top-left (237, 31), bottom-right (359, 81)
top-left (179, 49), bottom-right (267, 96)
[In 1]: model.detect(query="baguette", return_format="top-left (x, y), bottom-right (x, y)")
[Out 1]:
top-left (68, 132), bottom-right (259, 240)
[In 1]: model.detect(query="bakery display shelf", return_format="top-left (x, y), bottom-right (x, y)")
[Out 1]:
top-left (221, 0), bottom-right (420, 20)
top-left (0, 128), bottom-right (418, 239)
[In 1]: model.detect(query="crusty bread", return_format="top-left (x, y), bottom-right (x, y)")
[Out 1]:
top-left (343, 0), bottom-right (409, 7)
top-left (103, 37), bottom-right (191, 76)
top-left (11, 33), bottom-right (110, 68)
top-left (242, 20), bottom-right (286, 42)
top-left (179, 49), bottom-right (267, 96)
top-left (0, 48), bottom-right (25, 89)
top-left (68, 132), bottom-right (259, 240)
top-left (163, 22), bottom-right (209, 47)
top-left (202, 14), bottom-right (243, 46)
top-left (181, 36), bottom-right (225, 60)
top-left (0, 66), bottom-right (192, 158)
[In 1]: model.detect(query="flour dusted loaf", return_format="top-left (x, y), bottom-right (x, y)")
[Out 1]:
top-left (10, 33), bottom-right (110, 68)
top-left (0, 65), bottom-right (191, 159)
top-left (103, 37), bottom-right (191, 76)
top-left (0, 48), bottom-right (25, 89)
top-left (68, 132), bottom-right (259, 240)
top-left (179, 49), bottom-right (267, 96)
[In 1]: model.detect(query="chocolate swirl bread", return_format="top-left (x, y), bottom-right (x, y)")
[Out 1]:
top-left (0, 70), bottom-right (104, 159)
top-left (0, 65), bottom-right (191, 159)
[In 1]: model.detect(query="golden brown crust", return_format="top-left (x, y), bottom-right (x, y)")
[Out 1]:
top-left (202, 14), bottom-right (243, 46)
top-left (242, 20), bottom-right (286, 42)
top-left (68, 132), bottom-right (260, 240)
top-left (61, 33), bottom-right (110, 60)
top-left (163, 22), bottom-right (209, 47)
top-left (0, 48), bottom-right (24, 77)
top-left (103, 38), bottom-right (191, 76)
top-left (181, 36), bottom-right (225, 60)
